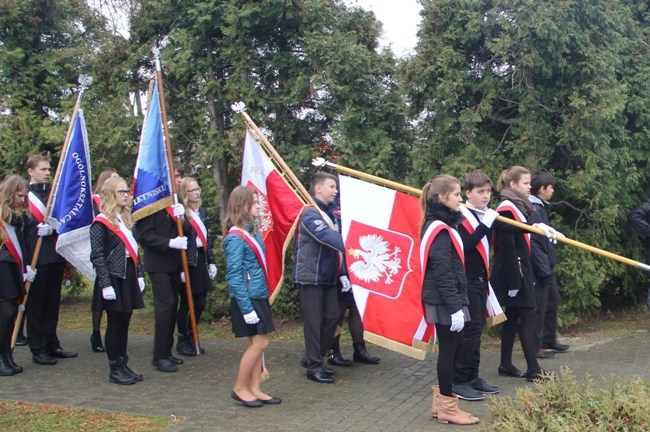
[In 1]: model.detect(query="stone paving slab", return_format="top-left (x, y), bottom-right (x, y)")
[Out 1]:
top-left (1, 328), bottom-right (649, 431)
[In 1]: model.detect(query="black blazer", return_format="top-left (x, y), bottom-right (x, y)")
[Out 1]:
top-left (26, 183), bottom-right (64, 265)
top-left (90, 220), bottom-right (143, 289)
top-left (134, 207), bottom-right (190, 273)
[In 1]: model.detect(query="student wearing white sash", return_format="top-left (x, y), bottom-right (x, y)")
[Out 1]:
top-left (491, 166), bottom-right (555, 383)
top-left (223, 186), bottom-right (279, 408)
top-left (90, 176), bottom-right (145, 385)
top-left (0, 175), bottom-right (35, 376)
top-left (175, 177), bottom-right (217, 356)
top-left (420, 174), bottom-right (478, 425)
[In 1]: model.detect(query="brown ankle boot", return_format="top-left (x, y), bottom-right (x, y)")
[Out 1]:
top-left (438, 394), bottom-right (480, 425)
top-left (431, 385), bottom-right (440, 418)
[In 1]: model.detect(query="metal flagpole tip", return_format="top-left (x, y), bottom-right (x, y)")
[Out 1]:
top-left (78, 75), bottom-right (93, 88)
top-left (231, 101), bottom-right (247, 113)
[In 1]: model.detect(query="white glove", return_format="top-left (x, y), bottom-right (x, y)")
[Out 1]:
top-left (180, 272), bottom-right (185, 283)
top-left (24, 265), bottom-right (37, 282)
top-left (37, 222), bottom-right (53, 237)
top-left (243, 310), bottom-right (260, 325)
top-left (534, 223), bottom-right (558, 243)
top-left (138, 277), bottom-right (145, 292)
top-left (102, 286), bottom-right (117, 300)
top-left (450, 310), bottom-right (465, 332)
top-left (339, 276), bottom-right (352, 292)
top-left (168, 236), bottom-right (188, 250)
top-left (171, 203), bottom-right (185, 218)
top-left (508, 289), bottom-right (519, 297)
top-left (482, 209), bottom-right (499, 228)
top-left (208, 264), bottom-right (217, 279)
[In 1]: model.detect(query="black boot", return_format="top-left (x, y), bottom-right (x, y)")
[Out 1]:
top-left (353, 342), bottom-right (381, 364)
top-left (109, 357), bottom-right (136, 385)
top-left (175, 333), bottom-right (197, 357)
top-left (90, 330), bottom-right (105, 353)
top-left (0, 352), bottom-right (15, 376)
top-left (187, 332), bottom-right (205, 355)
top-left (2, 351), bottom-right (23, 374)
top-left (327, 338), bottom-right (352, 367)
top-left (122, 355), bottom-right (143, 382)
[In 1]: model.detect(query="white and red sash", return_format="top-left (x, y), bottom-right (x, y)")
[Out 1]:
top-left (1, 221), bottom-right (23, 271)
top-left (92, 194), bottom-right (101, 209)
top-left (94, 214), bottom-right (139, 267)
top-left (228, 226), bottom-right (268, 284)
top-left (419, 220), bottom-right (465, 283)
top-left (28, 192), bottom-right (46, 223)
top-left (188, 209), bottom-right (208, 251)
top-left (496, 199), bottom-right (531, 251)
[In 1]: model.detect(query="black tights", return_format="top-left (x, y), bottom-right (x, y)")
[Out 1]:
top-left (0, 300), bottom-right (16, 353)
top-left (177, 292), bottom-right (207, 336)
top-left (500, 306), bottom-right (540, 374)
top-left (105, 310), bottom-right (132, 361)
top-left (436, 324), bottom-right (463, 397)
top-left (92, 310), bottom-right (103, 332)
top-left (332, 301), bottom-right (364, 348)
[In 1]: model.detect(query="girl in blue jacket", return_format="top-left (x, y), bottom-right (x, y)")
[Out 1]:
top-left (223, 186), bottom-right (279, 408)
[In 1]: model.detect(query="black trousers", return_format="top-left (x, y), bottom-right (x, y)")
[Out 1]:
top-left (298, 284), bottom-right (339, 372)
top-left (454, 277), bottom-right (487, 383)
top-left (148, 271), bottom-right (181, 358)
top-left (26, 262), bottom-right (64, 355)
top-left (177, 290), bottom-right (207, 336)
top-left (535, 273), bottom-right (560, 348)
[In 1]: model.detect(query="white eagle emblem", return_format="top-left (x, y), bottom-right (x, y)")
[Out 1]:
top-left (258, 193), bottom-right (273, 236)
top-left (348, 234), bottom-right (402, 284)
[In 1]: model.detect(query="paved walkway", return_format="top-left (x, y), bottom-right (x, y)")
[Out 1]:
top-left (1, 327), bottom-right (649, 431)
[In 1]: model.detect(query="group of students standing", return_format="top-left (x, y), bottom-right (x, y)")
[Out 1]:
top-left (420, 166), bottom-right (569, 425)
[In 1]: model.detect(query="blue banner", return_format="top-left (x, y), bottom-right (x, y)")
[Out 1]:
top-left (132, 79), bottom-right (172, 220)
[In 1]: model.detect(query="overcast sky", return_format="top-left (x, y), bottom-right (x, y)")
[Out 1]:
top-left (347, 0), bottom-right (423, 57)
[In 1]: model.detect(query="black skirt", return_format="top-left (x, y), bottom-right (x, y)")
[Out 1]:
top-left (92, 259), bottom-right (145, 313)
top-left (189, 248), bottom-right (211, 294)
top-left (230, 298), bottom-right (275, 338)
top-left (0, 262), bottom-right (25, 301)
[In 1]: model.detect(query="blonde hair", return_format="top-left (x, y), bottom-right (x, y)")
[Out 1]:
top-left (99, 176), bottom-right (133, 229)
top-left (0, 175), bottom-right (30, 223)
top-left (419, 174), bottom-right (460, 235)
top-left (94, 169), bottom-right (117, 194)
top-left (222, 186), bottom-right (258, 234)
top-left (496, 166), bottom-right (530, 192)
top-left (180, 176), bottom-right (201, 215)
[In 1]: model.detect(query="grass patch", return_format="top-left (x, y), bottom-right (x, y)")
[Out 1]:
top-left (0, 401), bottom-right (174, 432)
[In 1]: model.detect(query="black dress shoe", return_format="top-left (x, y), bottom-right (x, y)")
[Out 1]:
top-left (50, 348), bottom-right (78, 358)
top-left (542, 343), bottom-right (570, 352)
top-left (90, 331), bottom-right (105, 353)
top-left (260, 396), bottom-right (282, 405)
top-left (536, 349), bottom-right (557, 359)
top-left (498, 365), bottom-right (525, 378)
top-left (452, 382), bottom-right (486, 401)
top-left (168, 355), bottom-right (184, 365)
top-left (230, 390), bottom-right (262, 408)
top-left (33, 353), bottom-right (57, 365)
top-left (15, 335), bottom-right (28, 346)
top-left (526, 368), bottom-right (552, 382)
top-left (151, 357), bottom-right (178, 372)
top-left (469, 377), bottom-right (500, 394)
top-left (307, 370), bottom-right (335, 383)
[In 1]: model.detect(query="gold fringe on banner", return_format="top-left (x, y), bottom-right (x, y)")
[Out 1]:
top-left (364, 331), bottom-right (428, 360)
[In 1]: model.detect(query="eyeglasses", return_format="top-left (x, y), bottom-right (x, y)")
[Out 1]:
top-left (188, 188), bottom-right (201, 193)
top-left (117, 190), bottom-right (130, 195)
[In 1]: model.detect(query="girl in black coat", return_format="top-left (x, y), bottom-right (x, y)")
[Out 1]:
top-left (491, 166), bottom-right (554, 382)
top-left (420, 175), bottom-right (478, 425)
top-left (90, 176), bottom-right (145, 385)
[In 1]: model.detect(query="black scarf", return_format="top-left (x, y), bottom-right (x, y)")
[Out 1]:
top-left (425, 202), bottom-right (464, 228)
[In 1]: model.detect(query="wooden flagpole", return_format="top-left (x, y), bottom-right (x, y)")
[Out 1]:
top-left (11, 76), bottom-right (93, 348)
top-left (154, 53), bottom-right (201, 355)
top-left (313, 158), bottom-right (650, 273)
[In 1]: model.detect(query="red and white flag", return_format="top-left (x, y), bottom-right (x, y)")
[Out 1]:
top-left (339, 175), bottom-right (434, 359)
top-left (241, 131), bottom-right (306, 301)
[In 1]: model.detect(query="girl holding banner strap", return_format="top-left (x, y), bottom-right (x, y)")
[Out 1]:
top-left (176, 177), bottom-right (217, 356)
top-left (419, 175), bottom-right (479, 425)
top-left (0, 175), bottom-right (35, 376)
top-left (90, 176), bottom-right (145, 385)
top-left (223, 186), bottom-right (279, 408)
top-left (491, 166), bottom-right (554, 383)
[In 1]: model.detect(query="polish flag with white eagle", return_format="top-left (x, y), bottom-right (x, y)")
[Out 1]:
top-left (339, 175), bottom-right (434, 359)
top-left (241, 131), bottom-right (306, 301)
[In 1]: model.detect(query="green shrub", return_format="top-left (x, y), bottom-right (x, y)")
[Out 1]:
top-left (482, 368), bottom-right (650, 431)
